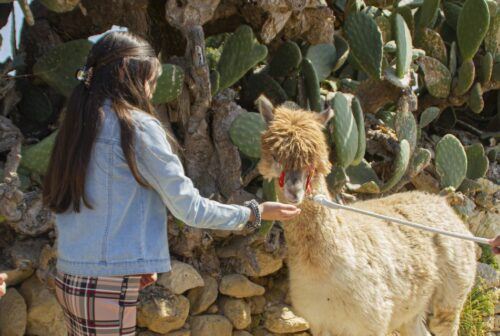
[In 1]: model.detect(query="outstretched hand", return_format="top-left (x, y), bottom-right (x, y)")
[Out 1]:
top-left (0, 273), bottom-right (7, 298)
top-left (489, 235), bottom-right (500, 255)
top-left (257, 201), bottom-right (301, 222)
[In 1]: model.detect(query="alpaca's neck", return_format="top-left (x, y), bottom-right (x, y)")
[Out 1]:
top-left (276, 175), bottom-right (343, 267)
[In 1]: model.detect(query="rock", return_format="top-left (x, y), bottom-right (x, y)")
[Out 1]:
top-left (220, 297), bottom-right (251, 329)
top-left (219, 274), bottom-right (265, 298)
top-left (248, 295), bottom-right (266, 315)
top-left (137, 287), bottom-right (190, 334)
top-left (138, 331), bottom-right (191, 336)
top-left (206, 304), bottom-right (218, 314)
top-left (190, 315), bottom-right (232, 336)
top-left (0, 288), bottom-right (27, 336)
top-left (233, 331), bottom-right (253, 336)
top-left (242, 248), bottom-right (283, 277)
top-left (187, 275), bottom-right (218, 315)
top-left (476, 263), bottom-right (499, 289)
top-left (19, 275), bottom-right (67, 336)
top-left (158, 261), bottom-right (205, 295)
top-left (264, 304), bottom-right (309, 334)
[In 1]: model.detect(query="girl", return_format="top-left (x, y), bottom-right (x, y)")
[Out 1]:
top-left (42, 31), bottom-right (300, 336)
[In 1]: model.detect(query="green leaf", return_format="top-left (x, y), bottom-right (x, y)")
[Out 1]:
top-left (435, 134), bottom-right (467, 189)
top-left (229, 112), bottom-right (266, 159)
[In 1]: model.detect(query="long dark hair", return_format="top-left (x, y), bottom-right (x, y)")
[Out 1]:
top-left (43, 31), bottom-right (162, 213)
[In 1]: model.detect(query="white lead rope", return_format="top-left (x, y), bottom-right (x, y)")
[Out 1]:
top-left (312, 194), bottom-right (491, 245)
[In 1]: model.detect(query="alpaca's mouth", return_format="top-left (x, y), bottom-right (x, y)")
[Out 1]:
top-left (283, 188), bottom-right (304, 205)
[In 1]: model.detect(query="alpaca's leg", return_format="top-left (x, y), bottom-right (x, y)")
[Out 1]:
top-left (428, 308), bottom-right (461, 336)
top-left (399, 315), bottom-right (431, 336)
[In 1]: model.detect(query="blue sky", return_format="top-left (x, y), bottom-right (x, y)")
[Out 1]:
top-left (0, 1), bottom-right (127, 62)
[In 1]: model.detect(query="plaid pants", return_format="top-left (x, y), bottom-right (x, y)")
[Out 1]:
top-left (55, 271), bottom-right (141, 336)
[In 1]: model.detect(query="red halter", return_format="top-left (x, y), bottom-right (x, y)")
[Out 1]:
top-left (278, 167), bottom-right (315, 194)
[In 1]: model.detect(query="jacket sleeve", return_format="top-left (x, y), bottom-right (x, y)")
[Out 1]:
top-left (133, 116), bottom-right (251, 230)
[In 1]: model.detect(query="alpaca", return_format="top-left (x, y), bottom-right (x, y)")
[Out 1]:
top-left (256, 96), bottom-right (477, 336)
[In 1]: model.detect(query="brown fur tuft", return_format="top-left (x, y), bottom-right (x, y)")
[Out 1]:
top-left (259, 106), bottom-right (332, 176)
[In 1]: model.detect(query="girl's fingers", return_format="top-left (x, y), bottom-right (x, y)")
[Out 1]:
top-left (0, 273), bottom-right (7, 285)
top-left (0, 283), bottom-right (6, 297)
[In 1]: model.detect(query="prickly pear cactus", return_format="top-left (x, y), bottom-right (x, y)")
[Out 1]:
top-left (453, 60), bottom-right (475, 96)
top-left (415, 0), bottom-right (440, 29)
top-left (435, 134), bottom-right (468, 189)
top-left (395, 108), bottom-right (418, 152)
top-left (416, 56), bottom-right (452, 98)
top-left (259, 179), bottom-right (277, 236)
top-left (380, 139), bottom-right (411, 192)
top-left (351, 97), bottom-right (365, 166)
top-left (479, 52), bottom-right (493, 84)
top-left (465, 143), bottom-right (489, 179)
top-left (457, 0), bottom-right (490, 61)
top-left (301, 58), bottom-right (322, 112)
top-left (33, 39), bottom-right (93, 97)
top-left (40, 0), bottom-right (81, 13)
top-left (268, 41), bottom-right (302, 78)
top-left (330, 93), bottom-right (358, 168)
top-left (305, 44), bottom-right (337, 82)
top-left (393, 13), bottom-right (412, 78)
top-left (20, 131), bottom-right (58, 175)
top-left (468, 83), bottom-right (484, 114)
top-left (333, 35), bottom-right (350, 71)
top-left (419, 106), bottom-right (440, 128)
top-left (241, 72), bottom-right (288, 106)
top-left (152, 64), bottom-right (185, 104)
top-left (408, 147), bottom-right (432, 177)
top-left (344, 11), bottom-right (384, 79)
top-left (229, 112), bottom-right (266, 159)
top-left (217, 25), bottom-right (268, 92)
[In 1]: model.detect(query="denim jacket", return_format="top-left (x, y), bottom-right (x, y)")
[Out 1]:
top-left (55, 101), bottom-right (251, 276)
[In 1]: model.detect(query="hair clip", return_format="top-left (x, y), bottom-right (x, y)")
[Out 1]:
top-left (75, 66), bottom-right (94, 87)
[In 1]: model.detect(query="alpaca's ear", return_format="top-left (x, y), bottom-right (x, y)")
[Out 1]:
top-left (317, 107), bottom-right (334, 126)
top-left (256, 95), bottom-right (274, 125)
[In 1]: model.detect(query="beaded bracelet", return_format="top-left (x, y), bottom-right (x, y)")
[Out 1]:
top-left (243, 199), bottom-right (261, 230)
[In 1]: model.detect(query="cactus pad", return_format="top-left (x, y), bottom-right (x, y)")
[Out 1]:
top-left (408, 147), bottom-right (432, 177)
top-left (18, 84), bottom-right (53, 123)
top-left (229, 112), bottom-right (266, 159)
top-left (395, 108), bottom-right (418, 152)
top-left (241, 72), bottom-right (288, 106)
top-left (479, 52), bottom-right (493, 84)
top-left (453, 60), bottom-right (475, 96)
top-left (40, 0), bottom-right (80, 13)
top-left (416, 56), bottom-right (451, 98)
top-left (333, 35), bottom-right (350, 71)
top-left (435, 134), bottom-right (467, 189)
top-left (443, 2), bottom-right (461, 30)
top-left (393, 13), bottom-right (413, 78)
top-left (344, 11), bottom-right (384, 79)
top-left (20, 131), bottom-right (58, 175)
top-left (268, 41), bottom-right (302, 78)
top-left (301, 59), bottom-right (322, 112)
top-left (330, 93), bottom-right (359, 168)
top-left (419, 106), bottom-right (440, 128)
top-left (380, 139), bottom-right (411, 192)
top-left (465, 143), bottom-right (489, 179)
top-left (457, 0), bottom-right (490, 61)
top-left (468, 83), bottom-right (484, 114)
top-left (449, 41), bottom-right (458, 77)
top-left (306, 44), bottom-right (337, 81)
top-left (485, 10), bottom-right (500, 55)
top-left (33, 39), bottom-right (93, 97)
top-left (351, 97), bottom-right (366, 165)
top-left (375, 15), bottom-right (392, 44)
top-left (414, 28), bottom-right (447, 65)
top-left (152, 64), bottom-right (185, 104)
top-left (415, 0), bottom-right (440, 29)
top-left (217, 25), bottom-right (268, 92)
top-left (346, 160), bottom-right (381, 194)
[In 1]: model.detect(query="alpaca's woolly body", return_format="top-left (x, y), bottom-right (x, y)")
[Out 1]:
top-left (258, 104), bottom-right (477, 336)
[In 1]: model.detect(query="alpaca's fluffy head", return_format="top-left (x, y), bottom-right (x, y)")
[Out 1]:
top-left (257, 96), bottom-right (332, 204)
